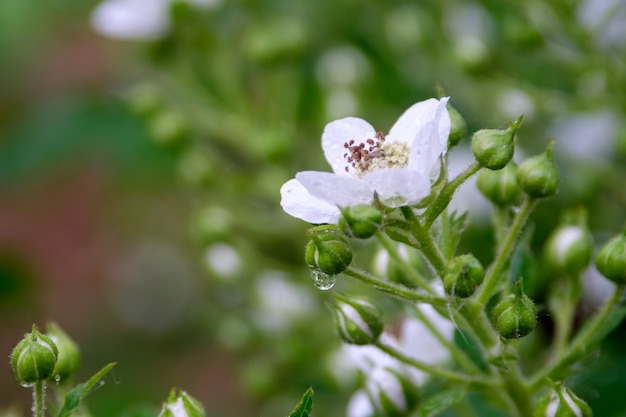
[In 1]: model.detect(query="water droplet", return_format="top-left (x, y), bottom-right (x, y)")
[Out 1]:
top-left (20, 382), bottom-right (33, 388)
top-left (54, 375), bottom-right (61, 383)
top-left (309, 268), bottom-right (336, 290)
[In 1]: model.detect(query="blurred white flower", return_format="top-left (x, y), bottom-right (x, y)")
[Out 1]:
top-left (581, 264), bottom-right (616, 309)
top-left (204, 243), bottom-right (241, 278)
top-left (281, 98), bottom-right (451, 224)
top-left (548, 111), bottom-right (618, 161)
top-left (578, 0), bottom-right (626, 49)
top-left (340, 297), bottom-right (455, 417)
top-left (91, 0), bottom-right (220, 40)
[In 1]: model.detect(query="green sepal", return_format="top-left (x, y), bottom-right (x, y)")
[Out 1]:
top-left (289, 387), bottom-right (314, 417)
top-left (57, 363), bottom-right (117, 417)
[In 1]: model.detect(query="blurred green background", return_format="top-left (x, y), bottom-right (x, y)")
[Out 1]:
top-left (1, 0), bottom-right (625, 416)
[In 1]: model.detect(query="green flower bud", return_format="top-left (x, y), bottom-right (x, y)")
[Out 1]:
top-left (516, 139), bottom-right (559, 198)
top-left (533, 383), bottom-right (592, 417)
top-left (126, 83), bottom-right (163, 118)
top-left (149, 110), bottom-right (188, 147)
top-left (443, 254), bottom-right (485, 298)
top-left (595, 230), bottom-right (626, 284)
top-left (159, 389), bottom-right (205, 417)
top-left (476, 162), bottom-right (521, 206)
top-left (491, 281), bottom-right (536, 339)
top-left (471, 116), bottom-right (523, 170)
top-left (305, 226), bottom-right (353, 276)
top-left (10, 325), bottom-right (58, 386)
top-left (46, 322), bottom-right (81, 383)
top-left (339, 205), bottom-right (382, 239)
top-left (332, 294), bottom-right (383, 345)
top-left (447, 104), bottom-right (467, 148)
top-left (366, 365), bottom-right (420, 417)
top-left (544, 210), bottom-right (593, 276)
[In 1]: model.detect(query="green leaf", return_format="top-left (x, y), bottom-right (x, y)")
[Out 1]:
top-left (416, 388), bottom-right (467, 417)
top-left (288, 387), bottom-right (314, 417)
top-left (57, 362), bottom-right (116, 417)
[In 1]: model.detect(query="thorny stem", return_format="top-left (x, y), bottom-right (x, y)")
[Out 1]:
top-left (33, 381), bottom-right (44, 417)
top-left (423, 162), bottom-right (482, 227)
top-left (400, 207), bottom-right (446, 275)
top-left (476, 197), bottom-right (537, 305)
top-left (344, 266), bottom-right (447, 307)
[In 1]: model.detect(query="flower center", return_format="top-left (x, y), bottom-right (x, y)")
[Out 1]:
top-left (343, 131), bottom-right (410, 177)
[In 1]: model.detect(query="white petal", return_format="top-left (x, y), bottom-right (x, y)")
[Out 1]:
top-left (388, 98), bottom-right (450, 178)
top-left (280, 179), bottom-right (341, 224)
top-left (347, 390), bottom-right (375, 417)
top-left (322, 117), bottom-right (377, 176)
top-left (362, 168), bottom-right (430, 207)
top-left (91, 0), bottom-right (170, 40)
top-left (296, 171), bottom-right (373, 207)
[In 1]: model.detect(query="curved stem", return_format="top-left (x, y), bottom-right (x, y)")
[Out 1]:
top-left (374, 341), bottom-right (496, 387)
top-left (344, 266), bottom-right (447, 306)
top-left (476, 197), bottom-right (537, 305)
top-left (423, 162), bottom-right (482, 227)
top-left (529, 284), bottom-right (625, 389)
top-left (400, 207), bottom-right (446, 276)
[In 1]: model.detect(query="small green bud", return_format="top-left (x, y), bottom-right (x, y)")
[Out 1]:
top-left (46, 322), bottom-right (81, 383)
top-left (10, 325), bottom-right (58, 386)
top-left (149, 110), bottom-right (188, 146)
top-left (491, 281), bottom-right (536, 339)
top-left (159, 388), bottom-right (205, 417)
top-left (447, 104), bottom-right (467, 148)
top-left (516, 139), bottom-right (560, 198)
top-left (595, 230), bottom-right (626, 284)
top-left (305, 225), bottom-right (353, 276)
top-left (533, 383), bottom-right (592, 417)
top-left (471, 116), bottom-right (522, 170)
top-left (476, 162), bottom-right (521, 206)
top-left (443, 254), bottom-right (485, 298)
top-left (544, 210), bottom-right (593, 276)
top-left (332, 294), bottom-right (383, 345)
top-left (339, 205), bottom-right (382, 239)
top-left (126, 83), bottom-right (163, 118)
top-left (366, 365), bottom-right (420, 417)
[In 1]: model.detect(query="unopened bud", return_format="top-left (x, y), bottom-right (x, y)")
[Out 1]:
top-left (447, 104), bottom-right (467, 148)
top-left (444, 254), bottom-right (485, 298)
top-left (516, 139), bottom-right (559, 198)
top-left (471, 116), bottom-right (522, 170)
top-left (305, 225), bottom-right (353, 276)
top-left (595, 229), bottom-right (626, 284)
top-left (159, 389), bottom-right (205, 417)
top-left (45, 322), bottom-right (81, 383)
top-left (476, 162), bottom-right (521, 206)
top-left (10, 325), bottom-right (58, 386)
top-left (339, 205), bottom-right (382, 239)
top-left (544, 209), bottom-right (593, 276)
top-left (332, 294), bottom-right (383, 345)
top-left (491, 281), bottom-right (536, 339)
top-left (533, 383), bottom-right (592, 417)
top-left (366, 365), bottom-right (420, 417)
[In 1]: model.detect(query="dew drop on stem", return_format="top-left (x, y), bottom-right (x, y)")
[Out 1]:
top-left (309, 268), bottom-right (336, 290)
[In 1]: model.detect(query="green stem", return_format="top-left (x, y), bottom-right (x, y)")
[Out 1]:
top-left (344, 266), bottom-right (447, 306)
top-left (33, 381), bottom-right (44, 417)
top-left (412, 305), bottom-right (483, 375)
top-left (423, 162), bottom-right (482, 227)
top-left (529, 284), bottom-right (626, 389)
top-left (457, 300), bottom-right (500, 352)
top-left (400, 207), bottom-right (446, 275)
top-left (376, 233), bottom-right (436, 294)
top-left (502, 365), bottom-right (533, 417)
top-left (374, 341), bottom-right (496, 387)
top-left (476, 197), bottom-right (537, 305)
top-left (549, 278), bottom-right (581, 359)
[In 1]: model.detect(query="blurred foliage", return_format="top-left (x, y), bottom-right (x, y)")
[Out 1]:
top-left (1, 0), bottom-right (625, 416)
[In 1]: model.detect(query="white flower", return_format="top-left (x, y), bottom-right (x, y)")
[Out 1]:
top-left (341, 299), bottom-right (455, 417)
top-left (91, 0), bottom-right (220, 41)
top-left (281, 98), bottom-right (451, 224)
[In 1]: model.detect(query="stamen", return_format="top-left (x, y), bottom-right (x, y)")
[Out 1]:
top-left (342, 131), bottom-right (409, 177)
